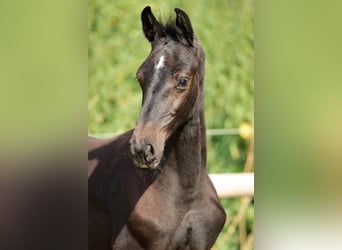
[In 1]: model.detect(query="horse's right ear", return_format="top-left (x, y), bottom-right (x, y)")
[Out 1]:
top-left (141, 6), bottom-right (164, 42)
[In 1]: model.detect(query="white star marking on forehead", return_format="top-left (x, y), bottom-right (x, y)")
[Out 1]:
top-left (155, 55), bottom-right (165, 69)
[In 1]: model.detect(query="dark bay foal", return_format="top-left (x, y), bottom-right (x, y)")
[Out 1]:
top-left (88, 6), bottom-right (226, 250)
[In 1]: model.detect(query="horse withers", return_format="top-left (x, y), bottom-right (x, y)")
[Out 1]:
top-left (88, 6), bottom-right (226, 250)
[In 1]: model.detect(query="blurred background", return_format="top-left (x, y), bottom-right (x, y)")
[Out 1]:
top-left (88, 0), bottom-right (254, 249)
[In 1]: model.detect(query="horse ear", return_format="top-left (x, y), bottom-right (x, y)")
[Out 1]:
top-left (141, 6), bottom-right (164, 42)
top-left (174, 8), bottom-right (194, 46)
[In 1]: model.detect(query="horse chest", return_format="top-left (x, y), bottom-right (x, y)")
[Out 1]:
top-left (122, 185), bottom-right (225, 250)
top-left (127, 185), bottom-right (180, 246)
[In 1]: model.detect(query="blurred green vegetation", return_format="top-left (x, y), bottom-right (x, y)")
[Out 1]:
top-left (89, 0), bottom-right (253, 249)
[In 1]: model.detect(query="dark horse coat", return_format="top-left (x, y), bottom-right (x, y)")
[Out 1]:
top-left (88, 6), bottom-right (226, 250)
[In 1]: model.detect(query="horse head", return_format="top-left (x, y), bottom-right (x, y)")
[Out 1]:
top-left (129, 6), bottom-right (205, 170)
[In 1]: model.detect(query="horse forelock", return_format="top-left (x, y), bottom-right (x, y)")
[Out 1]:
top-left (153, 18), bottom-right (199, 49)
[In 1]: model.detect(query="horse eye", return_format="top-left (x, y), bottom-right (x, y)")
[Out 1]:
top-left (177, 77), bottom-right (189, 88)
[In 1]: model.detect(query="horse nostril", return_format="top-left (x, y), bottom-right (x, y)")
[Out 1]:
top-left (129, 138), bottom-right (138, 156)
top-left (146, 144), bottom-right (154, 155)
top-left (129, 137), bottom-right (134, 147)
top-left (144, 144), bottom-right (156, 164)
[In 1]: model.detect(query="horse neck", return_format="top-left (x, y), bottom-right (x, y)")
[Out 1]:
top-left (168, 77), bottom-right (207, 192)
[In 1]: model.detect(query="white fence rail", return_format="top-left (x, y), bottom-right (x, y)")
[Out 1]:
top-left (90, 127), bottom-right (253, 138)
top-left (209, 173), bottom-right (254, 198)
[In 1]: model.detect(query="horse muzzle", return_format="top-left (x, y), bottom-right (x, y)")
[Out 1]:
top-left (129, 135), bottom-right (162, 170)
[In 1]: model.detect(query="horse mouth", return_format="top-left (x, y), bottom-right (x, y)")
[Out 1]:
top-left (132, 157), bottom-right (160, 170)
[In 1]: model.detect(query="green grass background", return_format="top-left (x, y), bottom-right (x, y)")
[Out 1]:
top-left (89, 0), bottom-right (254, 248)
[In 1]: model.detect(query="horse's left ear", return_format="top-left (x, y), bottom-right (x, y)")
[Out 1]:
top-left (174, 8), bottom-right (194, 47)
